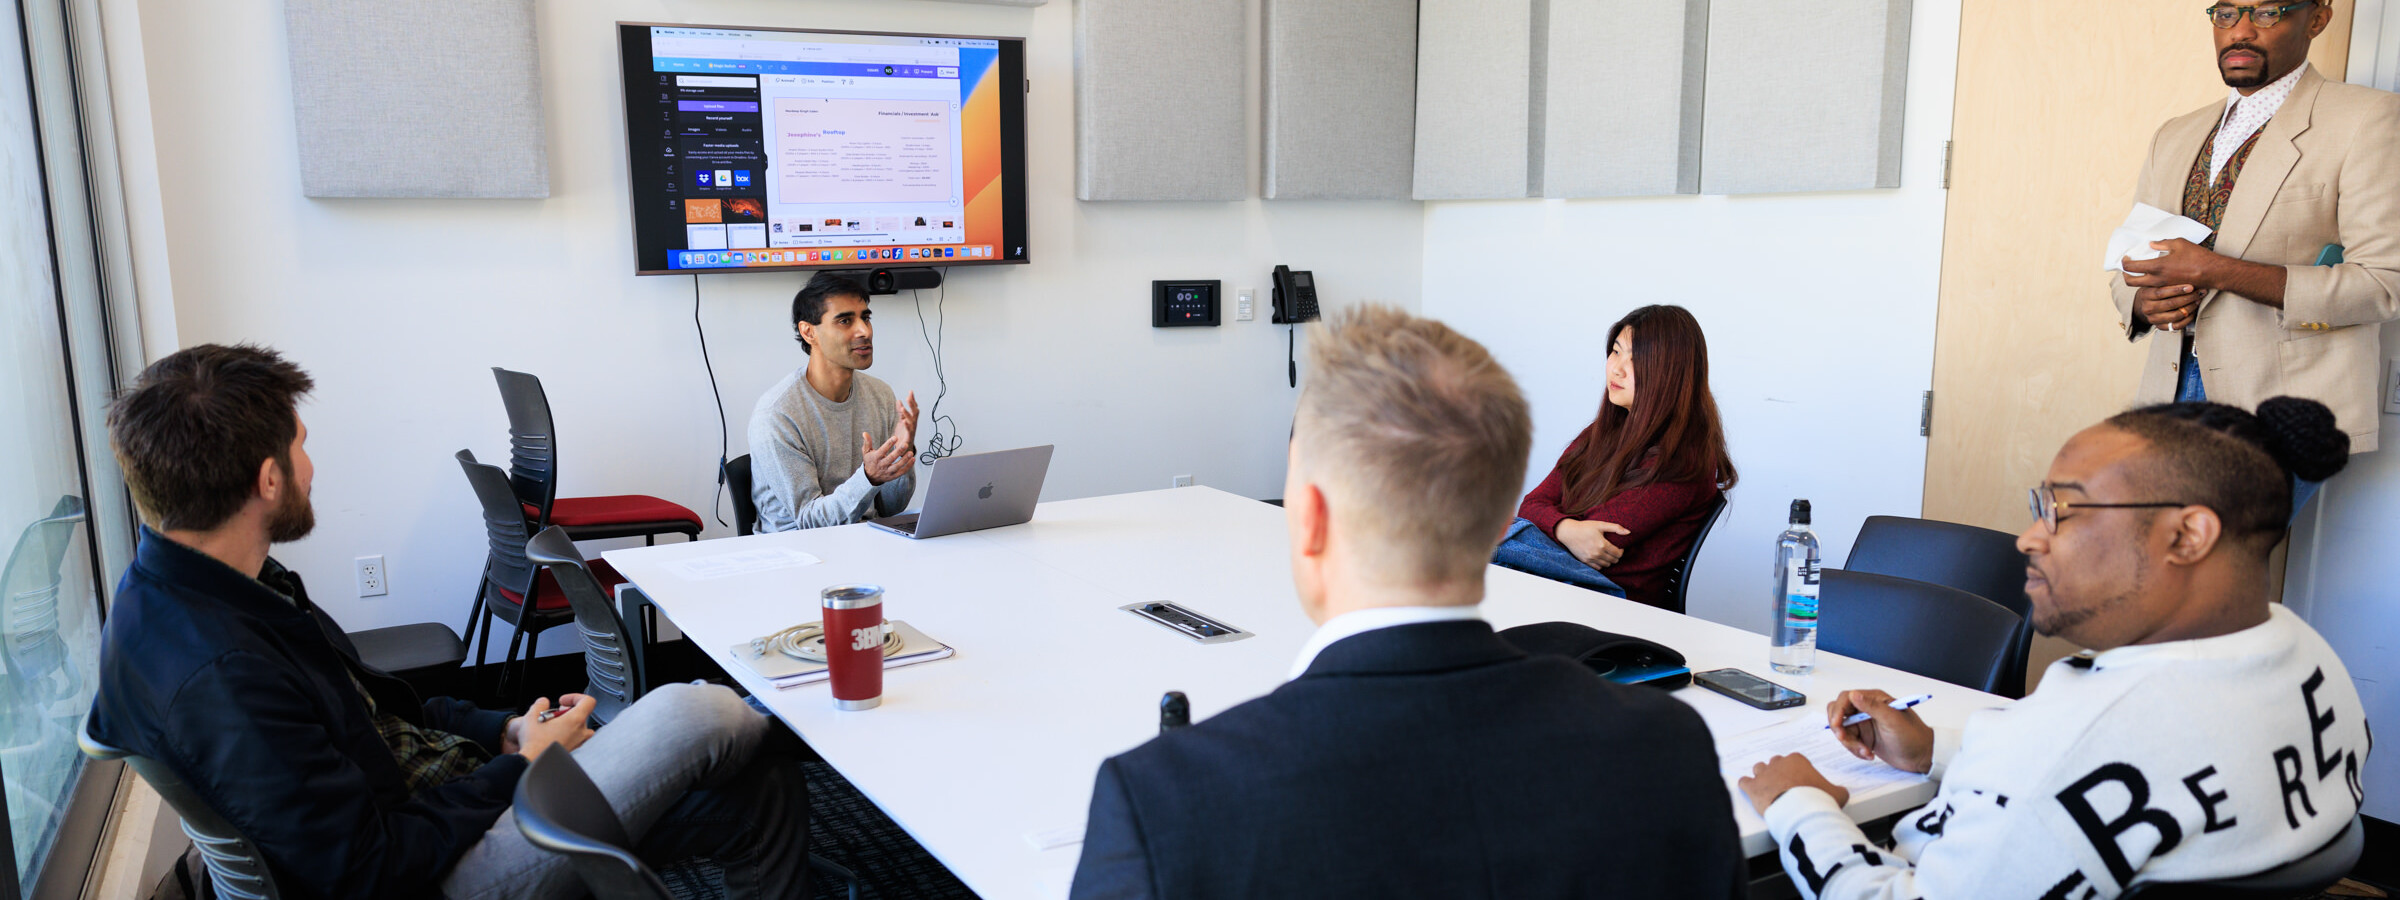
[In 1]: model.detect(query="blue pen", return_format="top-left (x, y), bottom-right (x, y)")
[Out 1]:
top-left (1827, 693), bottom-right (1933, 729)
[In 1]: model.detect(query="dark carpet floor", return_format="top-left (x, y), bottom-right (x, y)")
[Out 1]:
top-left (800, 759), bottom-right (980, 900)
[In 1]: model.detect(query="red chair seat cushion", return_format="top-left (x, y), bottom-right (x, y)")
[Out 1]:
top-left (527, 495), bottom-right (702, 529)
top-left (497, 558), bottom-right (625, 612)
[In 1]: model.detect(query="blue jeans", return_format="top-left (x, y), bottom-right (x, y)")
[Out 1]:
top-left (1493, 519), bottom-right (1627, 597)
top-left (2173, 354), bottom-right (2324, 520)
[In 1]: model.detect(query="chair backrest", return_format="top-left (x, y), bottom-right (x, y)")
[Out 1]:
top-left (2119, 815), bottom-right (2364, 898)
top-left (1845, 516), bottom-right (2030, 617)
top-left (723, 455), bottom-right (758, 537)
top-left (1846, 515), bottom-right (2034, 697)
top-left (2, 496), bottom-right (85, 693)
top-left (80, 726), bottom-right (283, 900)
top-left (512, 750), bottom-right (675, 900)
top-left (492, 367), bottom-right (560, 524)
top-left (457, 450), bottom-right (539, 601)
top-left (523, 526), bottom-right (644, 726)
top-left (1657, 494), bottom-right (1728, 615)
top-left (1817, 569), bottom-right (2022, 694)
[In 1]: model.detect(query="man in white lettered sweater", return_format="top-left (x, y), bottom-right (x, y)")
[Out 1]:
top-left (1739, 397), bottom-right (2369, 900)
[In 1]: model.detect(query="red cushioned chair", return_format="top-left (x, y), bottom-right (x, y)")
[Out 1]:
top-left (493, 367), bottom-right (704, 546)
top-left (458, 450), bottom-right (627, 700)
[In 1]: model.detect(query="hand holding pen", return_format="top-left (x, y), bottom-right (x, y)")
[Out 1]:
top-left (1826, 693), bottom-right (1932, 729)
top-left (512, 694), bottom-right (596, 761)
top-left (1826, 689), bottom-right (1936, 775)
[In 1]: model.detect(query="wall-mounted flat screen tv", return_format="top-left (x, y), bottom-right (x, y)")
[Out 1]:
top-left (617, 23), bottom-right (1029, 275)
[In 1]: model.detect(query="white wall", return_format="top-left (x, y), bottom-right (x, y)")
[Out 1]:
top-left (2290, 391), bottom-right (2400, 821)
top-left (2285, 4), bottom-right (2400, 821)
top-left (1423, 3), bottom-right (1961, 634)
top-left (122, 0), bottom-right (1422, 649)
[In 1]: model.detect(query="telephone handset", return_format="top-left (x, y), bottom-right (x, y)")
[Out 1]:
top-left (1271, 265), bottom-right (1320, 324)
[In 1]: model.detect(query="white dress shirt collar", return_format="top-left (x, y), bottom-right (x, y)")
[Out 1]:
top-left (1288, 604), bottom-right (1484, 680)
top-left (2210, 61), bottom-right (2309, 180)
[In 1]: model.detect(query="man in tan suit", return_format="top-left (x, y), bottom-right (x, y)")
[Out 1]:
top-left (2114, 0), bottom-right (2400, 493)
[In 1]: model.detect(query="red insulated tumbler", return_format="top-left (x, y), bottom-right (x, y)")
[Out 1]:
top-left (821, 584), bottom-right (885, 710)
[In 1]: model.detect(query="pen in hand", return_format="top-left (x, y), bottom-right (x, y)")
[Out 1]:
top-left (535, 699), bottom-right (577, 724)
top-left (1827, 693), bottom-right (1933, 729)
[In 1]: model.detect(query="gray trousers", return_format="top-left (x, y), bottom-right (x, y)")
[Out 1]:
top-left (441, 682), bottom-right (810, 900)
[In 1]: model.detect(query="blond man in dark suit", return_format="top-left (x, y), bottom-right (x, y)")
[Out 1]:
top-left (2114, 0), bottom-right (2400, 488)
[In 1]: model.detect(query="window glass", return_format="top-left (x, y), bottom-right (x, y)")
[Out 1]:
top-left (0, 0), bottom-right (105, 886)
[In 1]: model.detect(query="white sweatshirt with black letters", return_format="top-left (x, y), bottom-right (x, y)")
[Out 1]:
top-left (1765, 605), bottom-right (2369, 900)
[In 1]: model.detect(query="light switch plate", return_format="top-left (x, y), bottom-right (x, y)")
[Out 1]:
top-left (2385, 358), bottom-right (2400, 414)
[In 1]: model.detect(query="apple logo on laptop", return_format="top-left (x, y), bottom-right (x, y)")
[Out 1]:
top-left (978, 483), bottom-right (995, 500)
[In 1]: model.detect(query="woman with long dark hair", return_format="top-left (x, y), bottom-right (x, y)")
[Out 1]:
top-left (1494, 305), bottom-right (1736, 609)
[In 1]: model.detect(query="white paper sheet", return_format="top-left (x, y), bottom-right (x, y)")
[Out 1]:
top-left (2105, 202), bottom-right (2214, 273)
top-left (660, 547), bottom-right (822, 580)
top-left (1716, 717), bottom-right (1927, 795)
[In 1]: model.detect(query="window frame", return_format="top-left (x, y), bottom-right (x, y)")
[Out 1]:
top-left (6, 0), bottom-right (152, 891)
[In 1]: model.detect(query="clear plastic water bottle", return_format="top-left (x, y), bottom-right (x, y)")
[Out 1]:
top-left (1771, 500), bottom-right (1821, 675)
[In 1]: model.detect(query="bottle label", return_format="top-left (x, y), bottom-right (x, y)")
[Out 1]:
top-left (1784, 558), bottom-right (1820, 628)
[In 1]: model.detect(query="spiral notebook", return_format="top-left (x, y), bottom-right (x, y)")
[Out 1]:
top-left (727, 620), bottom-right (955, 690)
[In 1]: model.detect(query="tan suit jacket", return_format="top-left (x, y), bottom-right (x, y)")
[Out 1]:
top-left (2111, 67), bottom-right (2400, 453)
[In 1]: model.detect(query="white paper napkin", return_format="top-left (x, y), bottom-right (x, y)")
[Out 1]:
top-left (2105, 202), bottom-right (2214, 273)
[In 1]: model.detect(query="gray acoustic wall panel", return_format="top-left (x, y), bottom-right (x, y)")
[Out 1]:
top-left (1413, 0), bottom-right (1535, 200)
top-left (1074, 0), bottom-right (1246, 201)
top-left (1538, 0), bottom-right (1708, 197)
top-left (1263, 0), bottom-right (1417, 200)
top-left (1700, 0), bottom-right (1912, 194)
top-left (284, 0), bottom-right (549, 199)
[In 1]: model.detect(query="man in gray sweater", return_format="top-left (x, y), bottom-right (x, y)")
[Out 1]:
top-left (748, 272), bottom-right (919, 531)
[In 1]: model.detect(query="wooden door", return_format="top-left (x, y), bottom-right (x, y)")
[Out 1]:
top-left (1925, 1), bottom-right (2352, 679)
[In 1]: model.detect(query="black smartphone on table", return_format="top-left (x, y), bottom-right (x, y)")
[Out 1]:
top-left (1693, 668), bottom-right (1806, 710)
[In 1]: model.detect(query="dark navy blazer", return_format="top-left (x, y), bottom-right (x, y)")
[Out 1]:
top-left (89, 529), bottom-right (525, 900)
top-left (1070, 619), bottom-right (1747, 899)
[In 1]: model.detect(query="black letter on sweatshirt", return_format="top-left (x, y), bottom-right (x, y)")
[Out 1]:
top-left (2302, 669), bottom-right (2342, 779)
top-left (2041, 871), bottom-right (2100, 900)
top-left (2346, 751), bottom-right (2365, 807)
top-left (2058, 763), bottom-right (2184, 887)
top-left (1786, 833), bottom-right (1844, 896)
top-left (2182, 767), bottom-right (2237, 833)
top-left (2274, 746), bottom-right (2318, 828)
top-left (1913, 803), bottom-right (1955, 837)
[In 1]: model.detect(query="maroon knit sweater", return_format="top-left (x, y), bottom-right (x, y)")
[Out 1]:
top-left (1517, 427), bottom-right (1722, 609)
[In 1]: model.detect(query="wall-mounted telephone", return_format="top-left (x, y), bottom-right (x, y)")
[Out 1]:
top-left (1271, 265), bottom-right (1319, 324)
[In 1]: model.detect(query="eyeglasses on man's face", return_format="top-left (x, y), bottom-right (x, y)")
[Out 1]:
top-left (2205, 1), bottom-right (2316, 29)
top-left (2026, 484), bottom-right (2188, 535)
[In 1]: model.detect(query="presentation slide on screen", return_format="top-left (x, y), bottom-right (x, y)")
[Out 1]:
top-left (644, 27), bottom-right (1007, 271)
top-left (775, 98), bottom-right (958, 205)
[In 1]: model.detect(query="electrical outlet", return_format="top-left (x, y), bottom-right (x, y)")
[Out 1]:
top-left (2386, 358), bottom-right (2400, 415)
top-left (1172, 474), bottom-right (1195, 488)
top-left (1235, 288), bottom-right (1255, 321)
top-left (356, 556), bottom-right (387, 597)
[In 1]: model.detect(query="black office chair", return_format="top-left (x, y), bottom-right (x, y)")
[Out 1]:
top-left (723, 454), bottom-right (759, 537)
top-left (345, 622), bottom-right (468, 694)
top-left (523, 526), bottom-right (647, 726)
top-left (2118, 815), bottom-right (2363, 898)
top-left (493, 368), bottom-right (702, 545)
top-left (80, 725), bottom-right (283, 900)
top-left (460, 449), bottom-right (617, 700)
top-left (1656, 495), bottom-right (1729, 615)
top-left (1817, 569), bottom-right (2022, 694)
top-left (1846, 515), bottom-right (2034, 697)
top-left (514, 750), bottom-right (862, 900)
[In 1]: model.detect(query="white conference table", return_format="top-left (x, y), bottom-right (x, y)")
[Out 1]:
top-left (605, 487), bottom-right (2007, 899)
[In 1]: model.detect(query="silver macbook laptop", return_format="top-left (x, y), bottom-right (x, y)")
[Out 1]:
top-left (868, 445), bottom-right (1054, 539)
